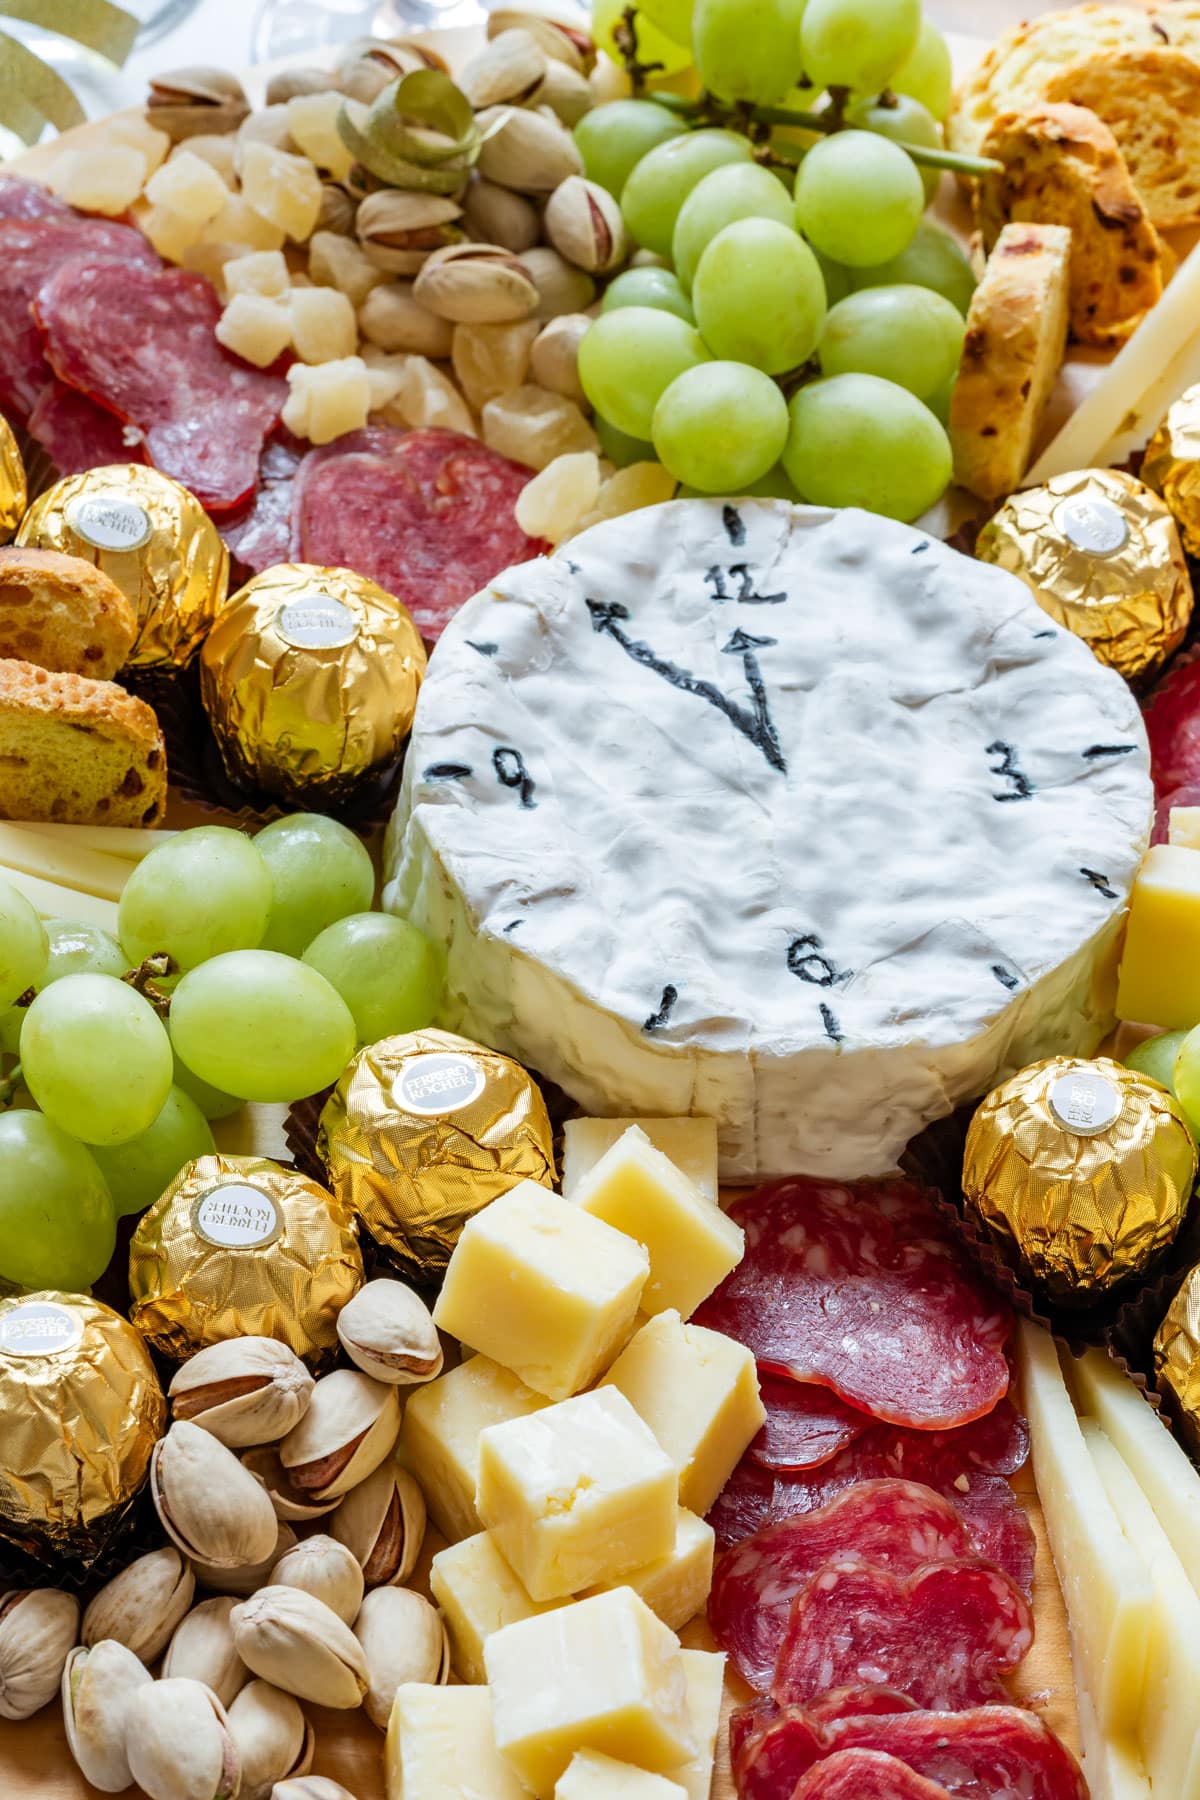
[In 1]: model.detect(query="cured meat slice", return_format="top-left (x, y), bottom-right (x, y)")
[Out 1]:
top-left (730, 1698), bottom-right (778, 1771)
top-left (219, 433), bottom-right (304, 576)
top-left (1146, 660), bottom-right (1200, 798)
top-left (709, 1480), bottom-right (972, 1692)
top-left (949, 1475), bottom-right (1036, 1599)
top-left (770, 1559), bottom-right (1034, 1711)
top-left (806, 1689), bottom-right (921, 1725)
top-left (27, 379), bottom-right (143, 476)
top-left (1153, 781), bottom-right (1200, 844)
top-left (791, 1750), bottom-right (954, 1800)
top-left (736, 1709), bottom-right (826, 1800)
top-left (692, 1178), bottom-right (1012, 1429)
top-left (0, 177), bottom-right (73, 222)
top-left (35, 261), bottom-right (285, 513)
top-left (294, 426), bottom-right (545, 641)
top-left (750, 1376), bottom-right (871, 1472)
top-left (0, 217), bottom-right (159, 424)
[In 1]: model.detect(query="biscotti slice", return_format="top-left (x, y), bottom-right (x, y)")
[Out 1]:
top-left (977, 103), bottom-right (1165, 348)
top-left (1043, 46), bottom-right (1200, 229)
top-left (0, 546), bottom-right (136, 679)
top-left (950, 222), bottom-right (1071, 502)
top-left (0, 659), bottom-right (166, 827)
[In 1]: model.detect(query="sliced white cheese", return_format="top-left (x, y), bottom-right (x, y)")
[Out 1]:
top-left (0, 866), bottom-right (121, 935)
top-left (5, 822), bottom-right (176, 861)
top-left (0, 824), bottom-right (130, 901)
top-left (1076, 1686), bottom-right (1152, 1800)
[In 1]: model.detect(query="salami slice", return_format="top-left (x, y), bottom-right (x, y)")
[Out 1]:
top-left (709, 1480), bottom-right (972, 1692)
top-left (770, 1559), bottom-right (1033, 1711)
top-left (27, 379), bottom-right (143, 476)
top-left (35, 261), bottom-right (285, 513)
top-left (0, 177), bottom-right (73, 222)
top-left (948, 1475), bottom-right (1036, 1599)
top-left (806, 1689), bottom-right (921, 1725)
top-left (219, 433), bottom-right (304, 577)
top-left (294, 426), bottom-right (545, 640)
top-left (1146, 660), bottom-right (1200, 798)
top-left (692, 1178), bottom-right (1012, 1429)
top-left (791, 1750), bottom-right (954, 1800)
top-left (751, 1376), bottom-right (871, 1472)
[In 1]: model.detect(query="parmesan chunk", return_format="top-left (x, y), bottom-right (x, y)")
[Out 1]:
top-left (216, 294), bottom-right (292, 369)
top-left (281, 356), bottom-right (371, 444)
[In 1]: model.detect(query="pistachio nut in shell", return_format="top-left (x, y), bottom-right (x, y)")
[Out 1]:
top-left (231, 1584), bottom-right (369, 1709)
top-left (356, 190), bottom-right (464, 276)
top-left (125, 1677), bottom-right (241, 1800)
top-left (163, 1596), bottom-right (249, 1707)
top-left (147, 65), bottom-right (250, 140)
top-left (412, 242), bottom-right (539, 326)
top-left (169, 1337), bottom-right (315, 1447)
top-left (530, 312), bottom-right (590, 404)
top-left (228, 1678), bottom-right (313, 1800)
top-left (273, 1780), bottom-right (361, 1800)
top-left (192, 1520), bottom-right (299, 1598)
top-left (458, 29), bottom-right (546, 108)
top-left (357, 282), bottom-right (454, 358)
top-left (81, 1546), bottom-right (194, 1665)
top-left (518, 244), bottom-right (596, 319)
top-left (242, 1445), bottom-right (343, 1523)
top-left (153, 1419), bottom-right (280, 1568)
top-left (353, 1586), bottom-right (449, 1730)
top-left (0, 1588), bottom-right (79, 1721)
top-left (278, 1368), bottom-right (400, 1502)
top-left (544, 175), bottom-right (627, 274)
top-left (461, 175), bottom-right (540, 254)
top-left (336, 1278), bottom-right (443, 1385)
top-left (487, 9), bottom-right (595, 73)
top-left (536, 58), bottom-right (593, 127)
top-left (265, 67), bottom-right (331, 104)
top-left (475, 103), bottom-right (584, 194)
top-left (61, 1640), bottom-right (152, 1791)
top-left (330, 1459), bottom-right (426, 1589)
top-left (269, 1533), bottom-right (364, 1626)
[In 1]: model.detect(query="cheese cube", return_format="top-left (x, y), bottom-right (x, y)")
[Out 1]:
top-left (583, 1508), bottom-right (714, 1632)
top-left (563, 1117), bottom-right (719, 1205)
top-left (288, 284), bottom-right (358, 364)
top-left (669, 1651), bottom-right (725, 1800)
top-left (110, 114), bottom-right (170, 176)
top-left (141, 203), bottom-right (203, 264)
top-left (199, 192), bottom-right (287, 252)
top-left (384, 354), bottom-right (477, 438)
top-left (556, 1752), bottom-right (687, 1798)
top-left (281, 356), bottom-right (371, 445)
top-left (400, 1354), bottom-right (551, 1544)
top-left (385, 1683), bottom-right (527, 1800)
top-left (362, 347), bottom-right (409, 415)
top-left (433, 1180), bottom-right (648, 1402)
top-left (216, 294), bottom-right (292, 369)
top-left (603, 1309), bottom-right (764, 1516)
top-left (173, 132), bottom-right (235, 184)
top-left (1170, 808), bottom-right (1200, 852)
top-left (1116, 845), bottom-right (1200, 1028)
top-left (430, 1530), bottom-right (567, 1684)
top-left (224, 250), bottom-right (291, 300)
top-left (484, 1587), bottom-right (697, 1796)
top-left (476, 1387), bottom-right (678, 1602)
top-left (145, 150), bottom-right (228, 225)
top-left (572, 1127), bottom-right (743, 1318)
top-left (46, 146), bottom-right (146, 216)
top-left (309, 230), bottom-right (388, 308)
top-left (240, 141), bottom-right (323, 243)
top-left (286, 91), bottom-right (355, 182)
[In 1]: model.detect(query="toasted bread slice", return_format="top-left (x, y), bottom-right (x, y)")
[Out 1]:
top-left (0, 658), bottom-right (166, 827)
top-left (1043, 46), bottom-right (1200, 228)
top-left (950, 222), bottom-right (1072, 502)
top-left (0, 546), bottom-right (136, 680)
top-left (977, 103), bottom-right (1164, 348)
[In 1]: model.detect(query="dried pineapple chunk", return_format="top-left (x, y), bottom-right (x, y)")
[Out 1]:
top-left (383, 356), bottom-right (477, 437)
top-left (361, 346), bottom-right (410, 413)
top-left (46, 146), bottom-right (146, 216)
top-left (240, 141), bottom-right (323, 244)
top-left (286, 92), bottom-right (355, 183)
top-left (515, 452), bottom-right (602, 543)
top-left (452, 320), bottom-right (540, 412)
top-left (172, 133), bottom-right (236, 186)
top-left (198, 192), bottom-right (287, 253)
top-left (482, 385), bottom-right (599, 471)
top-left (282, 356), bottom-right (371, 444)
top-left (216, 294), bottom-right (292, 368)
top-left (145, 151), bottom-right (228, 226)
top-left (141, 204), bottom-right (204, 263)
top-left (309, 231), bottom-right (387, 308)
top-left (108, 113), bottom-right (170, 176)
top-left (288, 286), bottom-right (358, 364)
top-left (224, 250), bottom-right (291, 301)
top-left (594, 461), bottom-right (678, 520)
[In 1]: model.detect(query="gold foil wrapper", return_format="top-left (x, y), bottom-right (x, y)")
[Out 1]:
top-left (318, 1028), bottom-right (556, 1277)
top-left (16, 463), bottom-right (229, 671)
top-left (963, 1055), bottom-right (1197, 1304)
top-left (0, 1291), bottom-right (165, 1561)
top-left (199, 563), bottom-right (426, 805)
top-left (975, 468), bottom-right (1192, 682)
top-left (1154, 1264), bottom-right (1200, 1454)
top-left (1143, 383), bottom-right (1200, 560)
top-left (0, 412), bottom-right (27, 544)
top-left (128, 1152), bottom-right (364, 1362)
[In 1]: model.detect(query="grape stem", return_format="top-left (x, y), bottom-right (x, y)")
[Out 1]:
top-left (122, 954), bottom-right (176, 1020)
top-left (0, 1063), bottom-right (22, 1111)
top-left (615, 5), bottom-right (666, 93)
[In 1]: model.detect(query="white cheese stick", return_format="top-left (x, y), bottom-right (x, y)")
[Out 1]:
top-left (0, 866), bottom-right (121, 935)
top-left (1016, 1320), bottom-right (1153, 1735)
top-left (1076, 1687), bottom-right (1151, 1800)
top-left (4, 822), bottom-right (176, 861)
top-left (0, 826), bottom-right (130, 901)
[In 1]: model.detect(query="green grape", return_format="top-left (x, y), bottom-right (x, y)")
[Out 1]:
top-left (692, 219), bottom-right (826, 374)
top-left (893, 17), bottom-right (954, 120)
top-left (255, 814), bottom-right (376, 959)
top-left (1174, 1027), bottom-right (1200, 1137)
top-left (678, 464), bottom-right (801, 499)
top-left (0, 918), bottom-right (127, 1055)
top-left (924, 371), bottom-right (954, 427)
top-left (652, 361), bottom-right (790, 492)
top-left (782, 372), bottom-right (952, 522)
top-left (850, 216), bottom-right (977, 316)
top-left (639, 0), bottom-right (695, 46)
top-left (119, 826), bottom-right (271, 973)
top-left (594, 414), bottom-right (656, 468)
top-left (20, 972), bottom-right (173, 1147)
top-left (819, 285), bottom-right (964, 399)
top-left (0, 1110), bottom-right (115, 1289)
top-left (303, 913), bottom-right (444, 1045)
top-left (602, 266), bottom-right (696, 323)
top-left (171, 1050), bottom-right (243, 1121)
top-left (794, 130), bottom-right (924, 268)
top-left (169, 950), bottom-right (356, 1104)
top-left (692, 0), bottom-right (805, 105)
top-left (621, 129), bottom-right (753, 257)
top-left (1126, 1029), bottom-right (1189, 1098)
top-left (0, 877), bottom-right (47, 1010)
top-left (574, 100), bottom-right (687, 199)
top-left (672, 163), bottom-right (795, 291)
top-left (578, 308), bottom-right (710, 440)
top-left (593, 0), bottom-right (693, 74)
top-left (91, 1085), bottom-right (215, 1218)
top-left (799, 0), bottom-right (920, 94)
top-left (850, 93), bottom-right (943, 203)
top-left (808, 246), bottom-right (850, 306)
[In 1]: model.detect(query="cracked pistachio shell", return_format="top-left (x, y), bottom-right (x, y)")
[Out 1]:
top-left (241, 1445), bottom-right (343, 1522)
top-left (228, 1678), bottom-right (313, 1800)
top-left (192, 1520), bottom-right (298, 1598)
top-left (278, 1369), bottom-right (400, 1503)
top-left (487, 10), bottom-right (595, 74)
top-left (356, 190), bottom-right (464, 275)
top-left (169, 1337), bottom-right (315, 1448)
top-left (273, 1779), bottom-right (361, 1800)
top-left (152, 1420), bottom-right (280, 1568)
top-left (125, 1677), bottom-right (241, 1800)
top-left (231, 1585), bottom-right (369, 1709)
top-left (353, 1587), bottom-right (449, 1730)
top-left (81, 1546), bottom-right (194, 1665)
top-left (335, 1279), bottom-right (442, 1385)
top-left (330, 1459), bottom-right (425, 1589)
top-left (459, 29), bottom-right (547, 108)
top-left (269, 1534), bottom-right (364, 1626)
top-left (147, 66), bottom-right (250, 140)
top-left (163, 1596), bottom-right (249, 1708)
top-left (0, 1588), bottom-right (79, 1721)
top-left (412, 242), bottom-right (539, 325)
top-left (544, 175), bottom-right (627, 274)
top-left (61, 1640), bottom-right (152, 1791)
top-left (475, 103), bottom-right (584, 194)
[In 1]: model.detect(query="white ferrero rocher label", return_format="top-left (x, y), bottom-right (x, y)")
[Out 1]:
top-left (191, 1182), bottom-right (283, 1250)
top-left (1055, 495), bottom-right (1129, 558)
top-left (275, 596), bottom-right (360, 651)
top-left (0, 1299), bottom-right (84, 1358)
top-left (395, 1052), bottom-right (486, 1117)
top-left (65, 492), bottom-right (154, 553)
top-left (1047, 1068), bottom-right (1123, 1137)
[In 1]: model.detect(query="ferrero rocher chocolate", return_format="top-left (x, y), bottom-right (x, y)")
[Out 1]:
top-left (962, 1055), bottom-right (1197, 1304)
top-left (199, 563), bottom-right (426, 805)
top-left (975, 468), bottom-right (1192, 682)
top-left (317, 1029), bottom-right (556, 1277)
top-left (1154, 1264), bottom-right (1200, 1453)
top-left (15, 463), bottom-right (229, 671)
top-left (128, 1152), bottom-right (364, 1362)
top-left (1143, 384), bottom-right (1200, 559)
top-left (0, 1291), bottom-right (165, 1562)
top-left (0, 413), bottom-right (27, 543)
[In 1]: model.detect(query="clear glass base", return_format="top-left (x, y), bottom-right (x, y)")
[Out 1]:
top-left (250, 0), bottom-right (487, 63)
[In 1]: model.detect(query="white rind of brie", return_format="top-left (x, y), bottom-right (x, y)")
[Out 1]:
top-left (384, 500), bottom-right (1153, 1181)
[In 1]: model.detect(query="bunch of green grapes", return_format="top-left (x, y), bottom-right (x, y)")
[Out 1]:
top-left (0, 818), bottom-right (442, 1290)
top-left (575, 0), bottom-right (974, 522)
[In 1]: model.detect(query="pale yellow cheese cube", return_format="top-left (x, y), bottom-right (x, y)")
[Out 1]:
top-left (199, 192), bottom-right (287, 252)
top-left (385, 1683), bottom-right (527, 1800)
top-left (281, 356), bottom-right (371, 445)
top-left (216, 294), bottom-right (292, 368)
top-left (46, 145), bottom-right (146, 216)
top-left (485, 1587), bottom-right (696, 1797)
top-left (603, 1310), bottom-right (764, 1516)
top-left (399, 1354), bottom-right (551, 1544)
top-left (1170, 808), bottom-right (1200, 852)
top-left (583, 1508), bottom-right (714, 1632)
top-left (563, 1117), bottom-right (719, 1205)
top-left (362, 347), bottom-right (410, 415)
top-left (669, 1650), bottom-right (726, 1800)
top-left (286, 91), bottom-right (355, 182)
top-left (110, 113), bottom-right (170, 176)
top-left (288, 284), bottom-right (358, 364)
top-left (141, 203), bottom-right (203, 263)
top-left (556, 1751), bottom-right (687, 1798)
top-left (384, 354), bottom-right (477, 438)
top-left (1116, 845), bottom-right (1200, 1029)
top-left (240, 140), bottom-right (323, 243)
top-left (572, 1127), bottom-right (743, 1318)
top-left (173, 132), bottom-right (235, 184)
top-left (433, 1179), bottom-right (648, 1402)
top-left (309, 229), bottom-right (388, 308)
top-left (476, 1387), bottom-right (678, 1602)
top-left (145, 149), bottom-right (228, 225)
top-left (224, 250), bottom-right (291, 300)
top-left (430, 1530), bottom-right (567, 1684)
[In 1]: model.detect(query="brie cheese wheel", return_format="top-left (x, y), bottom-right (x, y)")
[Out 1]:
top-left (384, 500), bottom-right (1152, 1179)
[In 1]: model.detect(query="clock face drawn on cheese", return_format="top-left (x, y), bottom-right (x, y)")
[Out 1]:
top-left (384, 500), bottom-right (1153, 1180)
